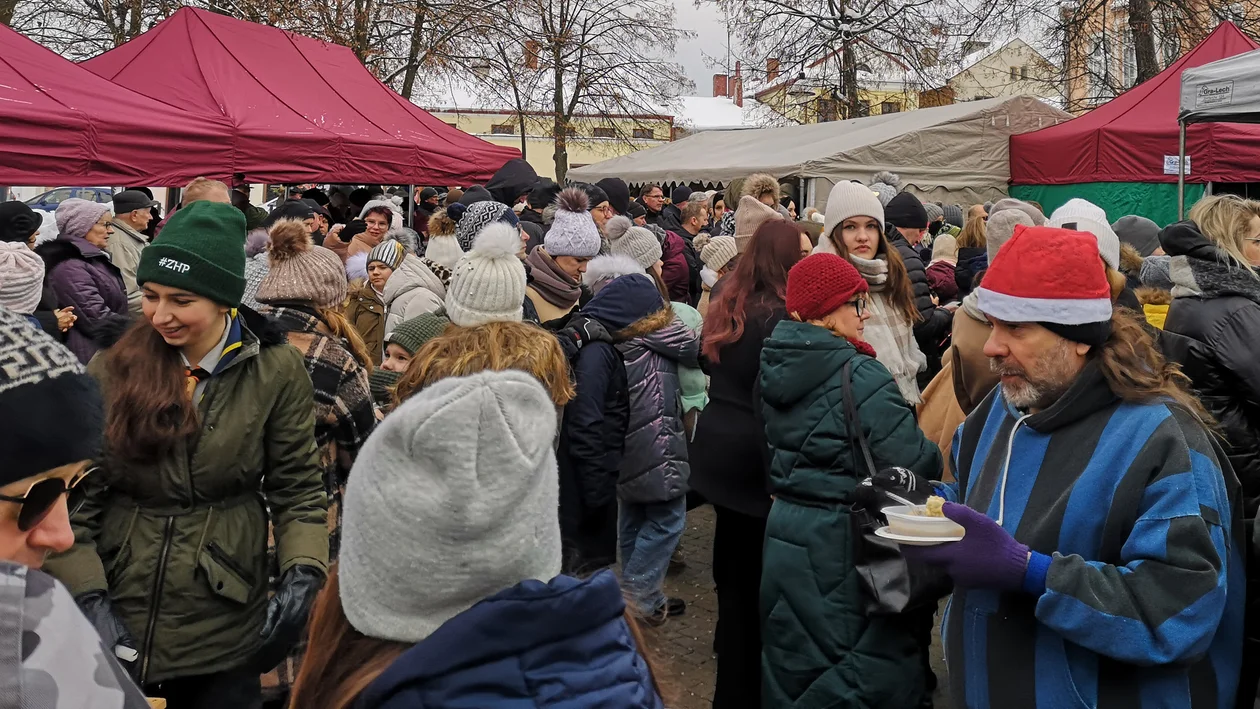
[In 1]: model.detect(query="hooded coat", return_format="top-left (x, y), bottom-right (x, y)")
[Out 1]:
top-left (616, 305), bottom-right (700, 503)
top-left (357, 571), bottom-right (663, 709)
top-left (36, 236), bottom-right (129, 364)
top-left (43, 308), bottom-right (329, 685)
top-left (485, 158), bottom-right (540, 208)
top-left (382, 254), bottom-right (448, 333)
top-left (759, 319), bottom-right (941, 709)
top-left (1160, 221), bottom-right (1260, 517)
top-left (345, 281), bottom-right (386, 366)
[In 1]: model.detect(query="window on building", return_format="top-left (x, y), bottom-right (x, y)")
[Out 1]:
top-left (817, 98), bottom-right (839, 122)
top-left (592, 126), bottom-right (616, 138)
top-left (1010, 66), bottom-right (1020, 80)
top-left (632, 128), bottom-right (655, 139)
top-left (1227, 2), bottom-right (1246, 22)
top-left (1086, 32), bottom-right (1114, 102)
top-left (1019, 65), bottom-right (1029, 80)
top-left (1162, 34), bottom-right (1181, 67)
top-left (856, 100), bottom-right (871, 117)
top-left (1123, 32), bottom-right (1137, 87)
top-left (880, 100), bottom-right (901, 114)
top-left (491, 123), bottom-right (516, 135)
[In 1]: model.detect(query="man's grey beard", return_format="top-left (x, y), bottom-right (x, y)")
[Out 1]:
top-left (990, 339), bottom-right (1078, 412)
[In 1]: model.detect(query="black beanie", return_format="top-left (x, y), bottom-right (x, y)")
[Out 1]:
top-left (1039, 320), bottom-right (1113, 348)
top-left (596, 178), bottom-right (631, 215)
top-left (529, 180), bottom-right (562, 210)
top-left (0, 201), bottom-right (41, 243)
top-left (884, 192), bottom-right (929, 230)
top-left (261, 199), bottom-right (315, 230)
top-left (579, 183), bottom-right (609, 210)
top-left (0, 307), bottom-right (103, 486)
top-left (671, 185), bottom-right (693, 204)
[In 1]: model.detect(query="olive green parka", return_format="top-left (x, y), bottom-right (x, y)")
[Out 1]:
top-left (758, 319), bottom-right (941, 708)
top-left (43, 309), bottom-right (329, 685)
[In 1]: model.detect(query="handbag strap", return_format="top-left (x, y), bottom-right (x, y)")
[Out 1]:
top-left (841, 358), bottom-right (878, 478)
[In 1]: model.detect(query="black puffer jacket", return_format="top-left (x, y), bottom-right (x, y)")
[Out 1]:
top-left (887, 231), bottom-right (953, 382)
top-left (1160, 221), bottom-right (1260, 516)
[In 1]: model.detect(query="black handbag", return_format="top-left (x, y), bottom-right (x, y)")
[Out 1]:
top-left (841, 359), bottom-right (952, 615)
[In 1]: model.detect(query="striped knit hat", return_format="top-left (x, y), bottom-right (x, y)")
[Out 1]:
top-left (0, 242), bottom-right (45, 314)
top-left (454, 201), bottom-right (519, 251)
top-left (367, 240), bottom-right (407, 270)
top-left (257, 219), bottom-right (348, 308)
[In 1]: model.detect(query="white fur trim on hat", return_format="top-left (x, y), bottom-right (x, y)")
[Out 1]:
top-left (975, 286), bottom-right (1113, 326)
top-left (583, 254), bottom-right (645, 295)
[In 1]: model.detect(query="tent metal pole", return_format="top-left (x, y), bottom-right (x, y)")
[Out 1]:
top-left (1178, 122), bottom-right (1187, 220)
top-left (407, 184), bottom-right (415, 228)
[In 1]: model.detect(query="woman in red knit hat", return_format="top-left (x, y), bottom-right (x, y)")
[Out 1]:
top-left (757, 252), bottom-right (944, 708)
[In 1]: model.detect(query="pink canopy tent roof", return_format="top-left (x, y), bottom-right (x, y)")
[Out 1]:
top-left (0, 22), bottom-right (233, 185)
top-left (84, 7), bottom-right (518, 185)
top-left (1011, 22), bottom-right (1260, 185)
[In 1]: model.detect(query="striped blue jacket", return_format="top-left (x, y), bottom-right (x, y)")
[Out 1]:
top-left (937, 361), bottom-right (1245, 709)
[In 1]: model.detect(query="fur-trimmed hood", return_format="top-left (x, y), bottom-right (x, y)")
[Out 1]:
top-left (583, 254), bottom-right (645, 294)
top-left (1135, 286), bottom-right (1172, 307)
top-left (1118, 242), bottom-right (1145, 276)
top-left (615, 304), bottom-right (673, 341)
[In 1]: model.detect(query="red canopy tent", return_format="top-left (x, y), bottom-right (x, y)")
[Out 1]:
top-left (0, 22), bottom-right (233, 185)
top-left (1009, 23), bottom-right (1260, 223)
top-left (84, 7), bottom-right (518, 185)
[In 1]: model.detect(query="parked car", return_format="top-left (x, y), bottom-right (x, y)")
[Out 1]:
top-left (25, 187), bottom-right (114, 212)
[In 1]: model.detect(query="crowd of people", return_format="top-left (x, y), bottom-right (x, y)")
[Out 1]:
top-left (0, 156), bottom-right (1256, 709)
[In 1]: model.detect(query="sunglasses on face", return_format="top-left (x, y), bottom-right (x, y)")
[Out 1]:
top-left (0, 467), bottom-right (95, 531)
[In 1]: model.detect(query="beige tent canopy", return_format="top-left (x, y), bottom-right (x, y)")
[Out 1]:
top-left (568, 96), bottom-right (1071, 207)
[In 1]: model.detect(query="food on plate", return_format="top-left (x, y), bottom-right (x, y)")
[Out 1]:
top-left (924, 495), bottom-right (945, 518)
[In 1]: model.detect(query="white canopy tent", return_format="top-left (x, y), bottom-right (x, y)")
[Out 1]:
top-left (1177, 47), bottom-right (1260, 216)
top-left (568, 96), bottom-right (1070, 208)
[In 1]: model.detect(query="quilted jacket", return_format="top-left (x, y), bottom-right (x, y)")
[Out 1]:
top-left (758, 319), bottom-right (941, 709)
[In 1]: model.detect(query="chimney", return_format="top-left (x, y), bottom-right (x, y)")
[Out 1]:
top-left (713, 73), bottom-right (729, 98)
top-left (733, 61), bottom-right (743, 107)
top-left (767, 58), bottom-right (780, 83)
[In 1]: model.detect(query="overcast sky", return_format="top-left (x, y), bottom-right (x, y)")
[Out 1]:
top-left (672, 1), bottom-right (732, 96)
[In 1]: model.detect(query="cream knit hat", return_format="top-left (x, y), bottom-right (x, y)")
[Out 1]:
top-left (0, 242), bottom-right (44, 314)
top-left (444, 223), bottom-right (526, 327)
top-left (1048, 198), bottom-right (1120, 270)
top-left (340, 369), bottom-right (561, 644)
top-left (700, 235), bottom-right (738, 271)
top-left (256, 219), bottom-right (348, 308)
top-left (733, 196), bottom-right (783, 254)
top-left (610, 224), bottom-right (663, 269)
top-left (820, 181), bottom-right (886, 252)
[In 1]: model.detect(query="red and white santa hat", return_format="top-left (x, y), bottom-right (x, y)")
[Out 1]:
top-left (976, 225), bottom-right (1112, 333)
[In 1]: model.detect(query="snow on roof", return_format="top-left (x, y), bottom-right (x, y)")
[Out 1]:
top-left (674, 96), bottom-right (752, 130)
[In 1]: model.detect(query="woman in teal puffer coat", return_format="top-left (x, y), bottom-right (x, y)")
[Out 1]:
top-left (759, 253), bottom-right (942, 708)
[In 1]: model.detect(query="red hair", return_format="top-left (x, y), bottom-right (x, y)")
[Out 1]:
top-left (703, 221), bottom-right (806, 362)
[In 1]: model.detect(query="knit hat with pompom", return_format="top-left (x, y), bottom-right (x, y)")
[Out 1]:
top-left (444, 222), bottom-right (527, 327)
top-left (544, 188), bottom-right (602, 258)
top-left (256, 219), bottom-right (348, 308)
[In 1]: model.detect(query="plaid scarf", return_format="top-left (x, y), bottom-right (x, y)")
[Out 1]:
top-left (850, 255), bottom-right (926, 405)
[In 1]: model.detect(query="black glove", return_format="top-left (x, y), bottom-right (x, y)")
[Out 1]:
top-left (555, 314), bottom-right (612, 359)
top-left (852, 467), bottom-right (935, 510)
top-left (76, 590), bottom-right (139, 671)
top-left (252, 564), bottom-right (325, 672)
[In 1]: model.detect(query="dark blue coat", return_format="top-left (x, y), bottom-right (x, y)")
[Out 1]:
top-left (356, 571), bottom-right (663, 709)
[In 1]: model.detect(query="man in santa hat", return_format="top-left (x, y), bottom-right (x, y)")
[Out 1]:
top-left (868, 225), bottom-right (1245, 709)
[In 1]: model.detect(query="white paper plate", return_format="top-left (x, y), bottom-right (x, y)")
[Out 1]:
top-left (873, 526), bottom-right (964, 546)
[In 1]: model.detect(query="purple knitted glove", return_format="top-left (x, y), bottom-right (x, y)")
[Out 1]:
top-left (901, 502), bottom-right (1041, 593)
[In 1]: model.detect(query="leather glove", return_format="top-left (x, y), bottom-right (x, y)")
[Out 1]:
top-left (252, 565), bottom-right (325, 672)
top-left (76, 590), bottom-right (140, 670)
top-left (900, 502), bottom-right (1035, 592)
top-left (852, 466), bottom-right (936, 509)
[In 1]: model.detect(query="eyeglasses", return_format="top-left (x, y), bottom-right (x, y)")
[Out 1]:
top-left (851, 297), bottom-right (868, 317)
top-left (0, 466), bottom-right (95, 531)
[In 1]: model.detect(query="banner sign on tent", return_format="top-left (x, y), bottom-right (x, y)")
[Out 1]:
top-left (1196, 81), bottom-right (1235, 108)
top-left (1164, 155), bottom-right (1191, 175)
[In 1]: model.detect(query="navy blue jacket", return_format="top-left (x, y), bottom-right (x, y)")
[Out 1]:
top-left (357, 571), bottom-right (663, 709)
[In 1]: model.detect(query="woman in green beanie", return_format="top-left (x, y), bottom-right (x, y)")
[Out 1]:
top-left (42, 201), bottom-right (330, 709)
top-left (369, 312), bottom-right (451, 409)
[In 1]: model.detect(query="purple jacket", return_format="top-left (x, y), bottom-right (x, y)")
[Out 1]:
top-left (36, 236), bottom-right (129, 363)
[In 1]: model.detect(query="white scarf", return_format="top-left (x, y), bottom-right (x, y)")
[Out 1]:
top-left (850, 255), bottom-right (926, 405)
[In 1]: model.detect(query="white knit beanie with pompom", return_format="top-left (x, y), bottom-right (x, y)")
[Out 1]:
top-left (444, 223), bottom-right (526, 327)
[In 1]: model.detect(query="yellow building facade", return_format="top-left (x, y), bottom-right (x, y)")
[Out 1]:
top-left (428, 109), bottom-right (676, 180)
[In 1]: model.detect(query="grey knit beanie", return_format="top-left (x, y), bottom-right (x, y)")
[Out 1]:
top-left (1112, 215), bottom-right (1161, 257)
top-left (444, 223), bottom-right (526, 327)
top-left (986, 209), bottom-right (1034, 263)
top-left (610, 225), bottom-right (663, 269)
top-left (256, 219), bottom-right (348, 308)
top-left (924, 202), bottom-right (944, 223)
top-left (367, 239), bottom-right (407, 270)
top-left (0, 242), bottom-right (44, 314)
top-left (943, 204), bottom-right (964, 228)
top-left (544, 188), bottom-right (602, 258)
top-left (340, 369), bottom-right (561, 644)
top-left (819, 181), bottom-right (885, 254)
top-left (55, 199), bottom-right (111, 242)
top-left (700, 235), bottom-right (738, 271)
top-left (989, 198), bottom-right (1046, 226)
